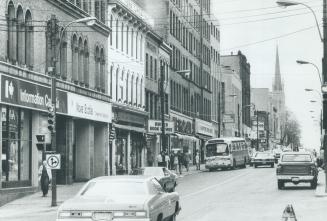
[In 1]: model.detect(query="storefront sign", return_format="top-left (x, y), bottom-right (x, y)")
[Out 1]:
top-left (223, 114), bottom-right (235, 123)
top-left (0, 74), bottom-right (67, 113)
top-left (171, 114), bottom-right (193, 135)
top-left (195, 119), bottom-right (214, 137)
top-left (148, 120), bottom-right (174, 134)
top-left (67, 92), bottom-right (112, 123)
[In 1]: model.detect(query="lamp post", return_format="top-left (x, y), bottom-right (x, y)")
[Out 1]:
top-left (277, 0), bottom-right (327, 193)
top-left (48, 15), bottom-right (96, 207)
top-left (297, 60), bottom-right (322, 85)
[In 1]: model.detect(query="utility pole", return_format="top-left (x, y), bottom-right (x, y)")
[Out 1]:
top-left (322, 0), bottom-right (327, 193)
top-left (49, 14), bottom-right (58, 207)
top-left (199, 0), bottom-right (204, 120)
top-left (160, 62), bottom-right (166, 152)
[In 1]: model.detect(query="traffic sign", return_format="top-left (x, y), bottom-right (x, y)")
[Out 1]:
top-left (46, 154), bottom-right (61, 170)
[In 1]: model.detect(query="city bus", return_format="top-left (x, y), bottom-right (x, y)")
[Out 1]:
top-left (205, 137), bottom-right (249, 171)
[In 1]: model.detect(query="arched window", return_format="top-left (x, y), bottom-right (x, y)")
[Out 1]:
top-left (83, 40), bottom-right (89, 86)
top-left (131, 29), bottom-right (134, 57)
top-left (78, 37), bottom-right (84, 83)
top-left (121, 23), bottom-right (124, 51)
top-left (126, 26), bottom-right (129, 54)
top-left (110, 15), bottom-right (113, 46)
top-left (126, 72), bottom-right (129, 103)
top-left (140, 78), bottom-right (143, 107)
top-left (140, 35), bottom-right (143, 61)
top-left (59, 28), bottom-right (67, 78)
top-left (116, 19), bottom-right (119, 49)
top-left (116, 68), bottom-right (119, 101)
top-left (100, 48), bottom-right (105, 92)
top-left (25, 10), bottom-right (33, 68)
top-left (131, 74), bottom-right (134, 104)
top-left (72, 34), bottom-right (78, 82)
top-left (7, 1), bottom-right (16, 62)
top-left (17, 5), bottom-right (25, 65)
top-left (95, 46), bottom-right (100, 89)
top-left (135, 32), bottom-right (138, 59)
top-left (135, 77), bottom-right (139, 106)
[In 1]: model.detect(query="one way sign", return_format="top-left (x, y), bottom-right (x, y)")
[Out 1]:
top-left (46, 154), bottom-right (61, 170)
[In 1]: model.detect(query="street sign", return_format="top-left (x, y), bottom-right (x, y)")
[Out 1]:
top-left (46, 154), bottom-right (61, 170)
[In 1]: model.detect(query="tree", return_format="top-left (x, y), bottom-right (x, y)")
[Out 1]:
top-left (280, 110), bottom-right (301, 147)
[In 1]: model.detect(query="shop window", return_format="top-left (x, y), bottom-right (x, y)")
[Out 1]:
top-left (1, 106), bottom-right (31, 187)
top-left (115, 138), bottom-right (127, 175)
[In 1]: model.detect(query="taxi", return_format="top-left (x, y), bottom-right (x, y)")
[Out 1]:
top-left (56, 176), bottom-right (181, 221)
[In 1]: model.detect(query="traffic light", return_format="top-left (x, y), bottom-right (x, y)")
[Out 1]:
top-left (48, 105), bottom-right (55, 132)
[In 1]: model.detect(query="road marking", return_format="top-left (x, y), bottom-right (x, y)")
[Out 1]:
top-left (181, 170), bottom-right (253, 199)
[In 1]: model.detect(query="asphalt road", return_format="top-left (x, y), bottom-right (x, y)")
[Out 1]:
top-left (176, 165), bottom-right (327, 221)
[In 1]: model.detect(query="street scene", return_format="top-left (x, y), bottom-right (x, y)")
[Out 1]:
top-left (0, 0), bottom-right (327, 220)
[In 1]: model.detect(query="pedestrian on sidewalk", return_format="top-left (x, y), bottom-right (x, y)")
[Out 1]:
top-left (157, 152), bottom-right (163, 167)
top-left (170, 152), bottom-right (175, 170)
top-left (38, 161), bottom-right (52, 197)
top-left (173, 153), bottom-right (179, 173)
top-left (195, 151), bottom-right (200, 170)
top-left (165, 152), bottom-right (170, 168)
top-left (177, 151), bottom-right (183, 175)
top-left (184, 152), bottom-right (191, 172)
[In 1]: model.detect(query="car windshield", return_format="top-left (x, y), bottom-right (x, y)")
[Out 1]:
top-left (80, 181), bottom-right (147, 196)
top-left (206, 143), bottom-right (229, 157)
top-left (143, 167), bottom-right (164, 176)
top-left (282, 154), bottom-right (312, 162)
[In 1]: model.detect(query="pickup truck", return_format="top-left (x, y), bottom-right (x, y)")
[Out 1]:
top-left (276, 152), bottom-right (318, 189)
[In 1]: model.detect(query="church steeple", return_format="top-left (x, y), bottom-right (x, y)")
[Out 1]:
top-left (273, 46), bottom-right (283, 91)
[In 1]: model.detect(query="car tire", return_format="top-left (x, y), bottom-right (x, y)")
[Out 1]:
top-left (311, 178), bottom-right (318, 189)
top-left (278, 180), bottom-right (284, 190)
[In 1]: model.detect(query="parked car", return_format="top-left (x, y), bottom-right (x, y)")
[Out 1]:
top-left (132, 167), bottom-right (178, 192)
top-left (276, 152), bottom-right (318, 189)
top-left (56, 176), bottom-right (181, 221)
top-left (252, 152), bottom-right (275, 168)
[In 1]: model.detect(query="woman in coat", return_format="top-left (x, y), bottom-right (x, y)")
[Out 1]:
top-left (38, 161), bottom-right (52, 197)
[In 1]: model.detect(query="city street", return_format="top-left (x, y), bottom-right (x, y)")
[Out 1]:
top-left (177, 166), bottom-right (327, 221)
top-left (1, 166), bottom-right (327, 221)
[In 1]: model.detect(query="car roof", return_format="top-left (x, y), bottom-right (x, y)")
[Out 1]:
top-left (91, 175), bottom-right (153, 182)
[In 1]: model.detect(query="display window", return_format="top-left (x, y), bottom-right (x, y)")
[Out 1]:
top-left (1, 106), bottom-right (31, 187)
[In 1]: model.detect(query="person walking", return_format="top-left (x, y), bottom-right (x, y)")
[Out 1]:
top-left (184, 152), bottom-right (190, 172)
top-left (165, 152), bottom-right (170, 168)
top-left (173, 153), bottom-right (179, 173)
top-left (177, 151), bottom-right (183, 175)
top-left (38, 161), bottom-right (52, 197)
top-left (157, 152), bottom-right (163, 167)
top-left (195, 152), bottom-right (200, 170)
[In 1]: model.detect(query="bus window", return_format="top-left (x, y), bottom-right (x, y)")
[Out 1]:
top-left (206, 143), bottom-right (230, 157)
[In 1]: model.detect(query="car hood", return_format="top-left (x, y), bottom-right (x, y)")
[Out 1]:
top-left (60, 195), bottom-right (151, 211)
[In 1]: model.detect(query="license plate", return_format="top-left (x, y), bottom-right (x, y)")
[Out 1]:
top-left (262, 161), bottom-right (266, 164)
top-left (292, 177), bottom-right (300, 182)
top-left (93, 212), bottom-right (112, 220)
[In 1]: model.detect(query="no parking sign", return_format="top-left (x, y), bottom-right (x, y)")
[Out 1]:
top-left (46, 154), bottom-right (61, 170)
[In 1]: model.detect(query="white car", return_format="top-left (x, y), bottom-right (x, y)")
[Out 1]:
top-left (57, 176), bottom-right (181, 221)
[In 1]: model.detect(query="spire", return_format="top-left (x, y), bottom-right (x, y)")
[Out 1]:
top-left (273, 45), bottom-right (283, 91)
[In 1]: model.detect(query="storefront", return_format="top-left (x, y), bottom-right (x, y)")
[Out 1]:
top-left (112, 105), bottom-right (147, 175)
top-left (170, 111), bottom-right (198, 164)
top-left (195, 119), bottom-right (214, 163)
top-left (0, 73), bottom-right (111, 205)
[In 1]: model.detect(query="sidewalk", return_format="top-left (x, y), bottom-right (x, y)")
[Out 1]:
top-left (316, 170), bottom-right (327, 197)
top-left (0, 166), bottom-right (203, 220)
top-left (176, 164), bottom-right (204, 178)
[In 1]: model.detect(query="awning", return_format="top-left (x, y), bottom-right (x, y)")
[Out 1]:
top-left (171, 133), bottom-right (199, 142)
top-left (114, 123), bottom-right (146, 133)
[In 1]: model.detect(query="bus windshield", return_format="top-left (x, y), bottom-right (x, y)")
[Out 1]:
top-left (206, 143), bottom-right (229, 157)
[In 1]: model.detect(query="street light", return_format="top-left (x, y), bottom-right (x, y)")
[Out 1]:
top-left (49, 15), bottom-right (97, 207)
top-left (276, 1), bottom-right (323, 41)
top-left (297, 60), bottom-right (322, 85)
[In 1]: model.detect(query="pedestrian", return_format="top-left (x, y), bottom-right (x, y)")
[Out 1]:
top-left (38, 160), bottom-right (52, 197)
top-left (173, 153), bottom-right (179, 173)
top-left (165, 152), bottom-right (170, 168)
top-left (157, 152), bottom-right (163, 167)
top-left (184, 152), bottom-right (190, 172)
top-left (177, 151), bottom-right (183, 175)
top-left (195, 152), bottom-right (200, 170)
top-left (170, 152), bottom-right (175, 170)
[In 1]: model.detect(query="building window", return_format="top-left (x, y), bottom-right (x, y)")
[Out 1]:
top-left (83, 40), bottom-right (89, 86)
top-left (7, 1), bottom-right (16, 62)
top-left (78, 37), bottom-right (84, 83)
top-left (136, 33), bottom-right (138, 59)
top-left (116, 19), bottom-right (119, 49)
top-left (131, 29), bottom-right (134, 57)
top-left (17, 6), bottom-right (25, 65)
top-left (110, 66), bottom-right (113, 97)
top-left (145, 53), bottom-right (149, 77)
top-left (100, 48), bottom-right (105, 92)
top-left (95, 46), bottom-right (100, 89)
top-left (131, 75), bottom-right (134, 104)
top-left (140, 78), bottom-right (143, 106)
top-left (72, 35), bottom-right (78, 82)
top-left (126, 26), bottom-right (129, 54)
top-left (121, 23), bottom-right (124, 52)
top-left (136, 77), bottom-right (139, 106)
top-left (110, 15), bottom-right (113, 46)
top-left (154, 59), bottom-right (157, 80)
top-left (1, 106), bottom-right (32, 187)
top-left (150, 56), bottom-right (153, 79)
top-left (126, 73), bottom-right (129, 103)
top-left (25, 10), bottom-right (33, 68)
top-left (116, 68), bottom-right (119, 101)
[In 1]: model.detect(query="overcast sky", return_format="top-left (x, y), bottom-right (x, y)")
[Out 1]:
top-left (213, 0), bottom-right (322, 149)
